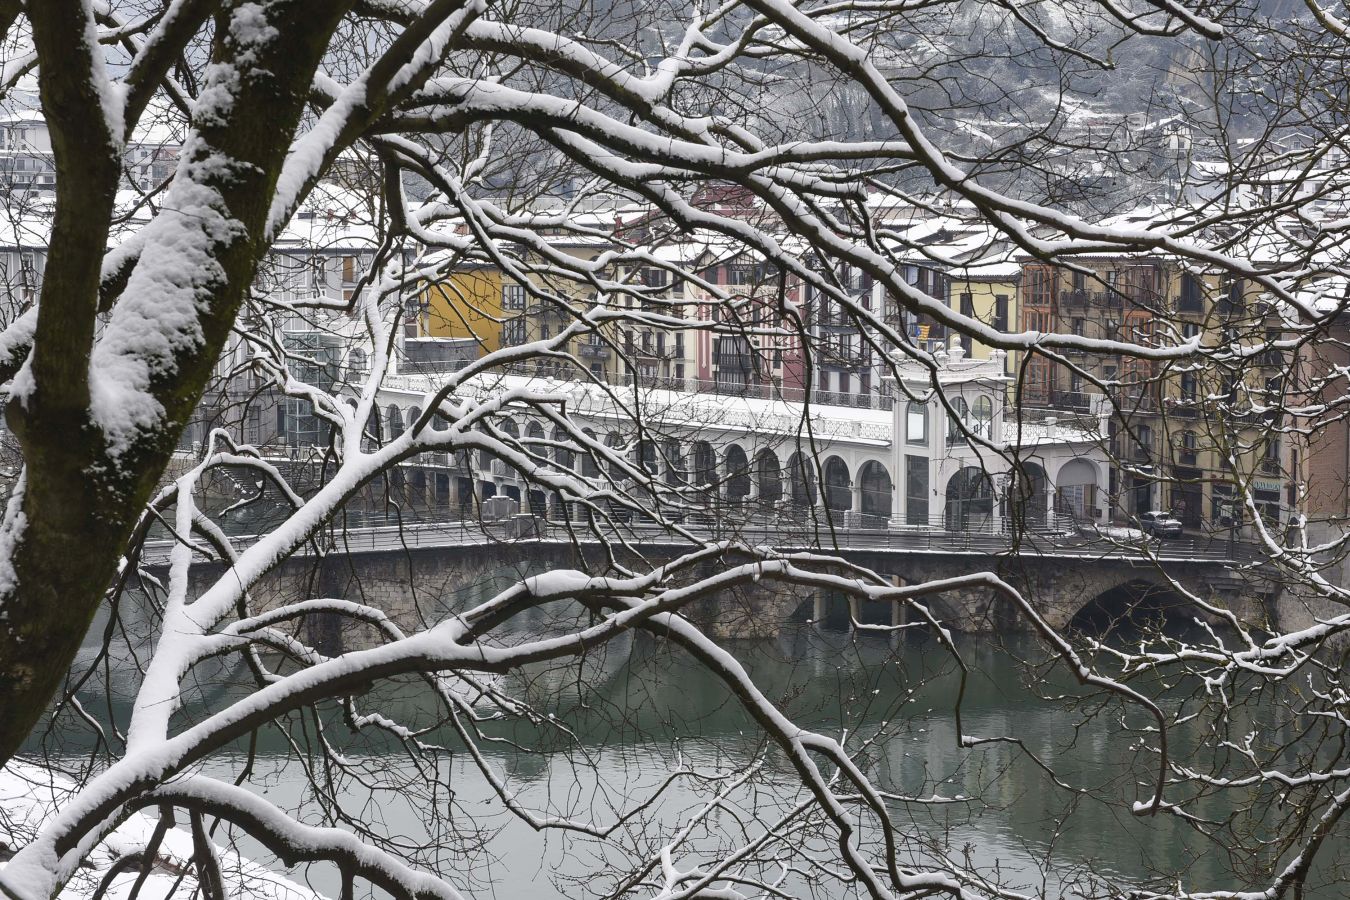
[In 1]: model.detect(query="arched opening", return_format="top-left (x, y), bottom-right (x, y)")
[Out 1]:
top-left (1069, 580), bottom-right (1199, 642)
top-left (407, 406), bottom-right (422, 437)
top-left (662, 440), bottom-right (683, 487)
top-left (496, 420), bottom-right (519, 485)
top-left (580, 429), bottom-right (600, 479)
top-left (858, 460), bottom-right (893, 526)
top-left (552, 427), bottom-right (575, 470)
top-left (457, 477), bottom-right (475, 516)
top-left (756, 450), bottom-right (782, 506)
top-left (386, 405), bottom-right (405, 440)
top-left (1055, 459), bottom-right (1099, 524)
top-left (691, 441), bottom-right (716, 486)
top-left (824, 457), bottom-right (851, 515)
top-left (1009, 461), bottom-right (1049, 530)
top-left (526, 421), bottom-right (545, 453)
top-left (787, 452), bottom-right (817, 515)
top-left (725, 444), bottom-right (751, 504)
top-left (363, 408), bottom-right (382, 452)
top-left (527, 489), bottom-right (547, 517)
top-left (944, 467), bottom-right (994, 531)
top-left (637, 438), bottom-right (659, 475)
top-left (410, 469), bottom-right (427, 509)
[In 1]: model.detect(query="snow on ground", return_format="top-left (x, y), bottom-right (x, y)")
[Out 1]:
top-left (0, 760), bottom-right (325, 900)
top-left (1085, 525), bottom-right (1147, 541)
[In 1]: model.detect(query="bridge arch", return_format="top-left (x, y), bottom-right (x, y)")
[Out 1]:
top-left (756, 449), bottom-right (783, 505)
top-left (823, 456), bottom-right (851, 513)
top-left (858, 460), bottom-right (893, 525)
top-left (944, 466), bottom-right (994, 531)
top-left (1068, 579), bottom-right (1196, 641)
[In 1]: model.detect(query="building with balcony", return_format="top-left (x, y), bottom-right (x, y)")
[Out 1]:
top-left (1016, 241), bottom-right (1291, 531)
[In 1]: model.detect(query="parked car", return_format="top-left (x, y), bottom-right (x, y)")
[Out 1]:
top-left (1137, 510), bottom-right (1183, 539)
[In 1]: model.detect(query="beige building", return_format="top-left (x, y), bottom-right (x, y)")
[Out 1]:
top-left (1017, 254), bottom-right (1288, 532)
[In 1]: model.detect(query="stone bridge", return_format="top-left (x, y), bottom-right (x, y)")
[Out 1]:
top-left (167, 522), bottom-right (1281, 650)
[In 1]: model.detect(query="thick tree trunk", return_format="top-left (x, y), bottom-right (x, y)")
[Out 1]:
top-left (0, 0), bottom-right (354, 765)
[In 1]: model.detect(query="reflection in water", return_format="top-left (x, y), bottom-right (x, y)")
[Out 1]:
top-left (35, 603), bottom-right (1350, 900)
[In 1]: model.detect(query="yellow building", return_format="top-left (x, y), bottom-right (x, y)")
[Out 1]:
top-left (948, 269), bottom-right (1017, 367)
top-left (419, 264), bottom-right (507, 353)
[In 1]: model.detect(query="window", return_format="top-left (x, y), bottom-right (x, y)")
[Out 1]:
top-left (308, 257), bottom-right (327, 295)
top-left (905, 455), bottom-right (929, 526)
top-left (1180, 371), bottom-right (1197, 403)
top-left (1177, 430), bottom-right (1197, 466)
top-left (906, 402), bottom-right (928, 445)
top-left (502, 283), bottom-right (527, 310)
top-left (726, 264), bottom-right (760, 285)
top-left (1179, 273), bottom-right (1203, 312)
top-left (993, 296), bottom-right (1009, 332)
top-left (1135, 424), bottom-right (1153, 461)
top-left (1263, 436), bottom-right (1281, 474)
top-left (1219, 278), bottom-right (1245, 319)
top-left (403, 295), bottom-right (421, 338)
top-left (502, 317), bottom-right (526, 346)
top-left (959, 293), bottom-right (974, 354)
top-left (946, 397), bottom-right (969, 447)
top-left (1212, 483), bottom-right (1237, 526)
top-left (972, 395), bottom-right (993, 438)
top-left (1255, 488), bottom-right (1281, 526)
top-left (1024, 265), bottom-right (1055, 307)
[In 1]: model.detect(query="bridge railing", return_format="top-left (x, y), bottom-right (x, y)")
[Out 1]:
top-left (139, 515), bottom-right (1266, 567)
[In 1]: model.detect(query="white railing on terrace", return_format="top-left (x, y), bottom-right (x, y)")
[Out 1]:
top-left (381, 365), bottom-right (899, 411)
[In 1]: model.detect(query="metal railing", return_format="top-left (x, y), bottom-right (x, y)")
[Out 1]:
top-left (140, 515), bottom-right (1264, 567)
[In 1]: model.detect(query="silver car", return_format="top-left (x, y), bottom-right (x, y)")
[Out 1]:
top-left (1138, 510), bottom-right (1183, 538)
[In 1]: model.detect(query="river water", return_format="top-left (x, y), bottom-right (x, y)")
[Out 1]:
top-left (40, 608), bottom-right (1350, 900)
